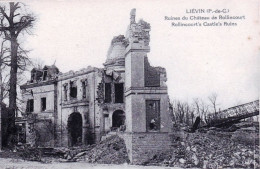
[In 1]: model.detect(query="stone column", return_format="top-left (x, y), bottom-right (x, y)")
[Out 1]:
top-left (82, 116), bottom-right (88, 145)
top-left (67, 82), bottom-right (71, 102)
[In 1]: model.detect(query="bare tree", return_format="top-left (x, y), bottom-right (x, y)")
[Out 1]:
top-left (0, 40), bottom-right (9, 101)
top-left (190, 108), bottom-right (195, 124)
top-left (30, 57), bottom-right (45, 70)
top-left (170, 99), bottom-right (195, 126)
top-left (170, 99), bottom-right (183, 124)
top-left (0, 2), bottom-right (35, 147)
top-left (200, 100), bottom-right (209, 124)
top-left (193, 98), bottom-right (201, 117)
top-left (176, 101), bottom-right (185, 124)
top-left (208, 93), bottom-right (219, 117)
top-left (192, 98), bottom-right (210, 124)
top-left (183, 102), bottom-right (194, 125)
top-left (0, 39), bottom-right (10, 149)
top-left (170, 99), bottom-right (178, 124)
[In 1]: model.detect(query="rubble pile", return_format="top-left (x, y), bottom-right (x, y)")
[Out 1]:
top-left (63, 135), bottom-right (129, 164)
top-left (231, 122), bottom-right (259, 146)
top-left (144, 121), bottom-right (259, 168)
top-left (5, 121), bottom-right (257, 168)
top-left (61, 145), bottom-right (95, 161)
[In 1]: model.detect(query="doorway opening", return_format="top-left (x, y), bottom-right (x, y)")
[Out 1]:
top-left (67, 112), bottom-right (82, 146)
top-left (112, 110), bottom-right (125, 129)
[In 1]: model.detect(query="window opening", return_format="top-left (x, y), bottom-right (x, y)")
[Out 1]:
top-left (43, 70), bottom-right (47, 81)
top-left (26, 99), bottom-right (34, 112)
top-left (104, 83), bottom-right (112, 103)
top-left (114, 83), bottom-right (124, 103)
top-left (146, 100), bottom-right (160, 131)
top-left (82, 81), bottom-right (86, 99)
top-left (70, 81), bottom-right (77, 99)
top-left (41, 97), bottom-right (46, 111)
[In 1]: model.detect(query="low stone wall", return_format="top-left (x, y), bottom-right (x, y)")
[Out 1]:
top-left (119, 132), bottom-right (182, 164)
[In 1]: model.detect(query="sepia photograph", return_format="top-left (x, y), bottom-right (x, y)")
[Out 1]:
top-left (0, 0), bottom-right (259, 168)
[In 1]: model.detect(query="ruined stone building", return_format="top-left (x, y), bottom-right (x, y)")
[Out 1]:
top-left (19, 9), bottom-right (173, 163)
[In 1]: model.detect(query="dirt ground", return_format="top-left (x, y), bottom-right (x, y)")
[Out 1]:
top-left (0, 158), bottom-right (182, 169)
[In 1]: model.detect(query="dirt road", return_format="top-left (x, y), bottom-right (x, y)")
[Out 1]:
top-left (0, 158), bottom-right (181, 169)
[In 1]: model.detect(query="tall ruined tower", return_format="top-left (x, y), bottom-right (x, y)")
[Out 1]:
top-left (124, 9), bottom-right (173, 164)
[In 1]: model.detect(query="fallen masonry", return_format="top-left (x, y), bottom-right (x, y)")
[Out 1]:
top-left (140, 121), bottom-right (259, 168)
top-left (65, 135), bottom-right (129, 164)
top-left (14, 135), bottom-right (129, 164)
top-left (8, 121), bottom-right (258, 168)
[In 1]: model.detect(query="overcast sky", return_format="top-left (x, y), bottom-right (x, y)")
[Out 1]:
top-left (18, 0), bottom-right (259, 109)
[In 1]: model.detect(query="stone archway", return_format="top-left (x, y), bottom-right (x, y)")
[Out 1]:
top-left (112, 110), bottom-right (125, 128)
top-left (67, 112), bottom-right (82, 147)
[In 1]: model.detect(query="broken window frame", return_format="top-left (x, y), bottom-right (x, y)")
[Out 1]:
top-left (104, 83), bottom-right (112, 103)
top-left (43, 70), bottom-right (48, 81)
top-left (31, 69), bottom-right (44, 82)
top-left (41, 97), bottom-right (47, 111)
top-left (146, 100), bottom-right (160, 132)
top-left (70, 81), bottom-right (78, 99)
top-left (26, 99), bottom-right (34, 113)
top-left (114, 83), bottom-right (124, 103)
top-left (16, 123), bottom-right (26, 143)
top-left (31, 72), bottom-right (36, 83)
top-left (81, 79), bottom-right (87, 99)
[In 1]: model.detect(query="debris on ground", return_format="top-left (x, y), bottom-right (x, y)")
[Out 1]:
top-left (63, 135), bottom-right (129, 164)
top-left (0, 135), bottom-right (129, 164)
top-left (144, 121), bottom-right (259, 168)
top-left (0, 121), bottom-right (258, 168)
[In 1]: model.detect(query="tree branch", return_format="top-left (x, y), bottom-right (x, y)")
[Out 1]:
top-left (0, 6), bottom-right (10, 23)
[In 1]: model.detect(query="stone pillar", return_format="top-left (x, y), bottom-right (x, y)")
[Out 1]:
top-left (67, 82), bottom-right (71, 102)
top-left (125, 46), bottom-right (150, 133)
top-left (82, 110), bottom-right (89, 145)
top-left (82, 126), bottom-right (88, 145)
top-left (123, 9), bottom-right (173, 164)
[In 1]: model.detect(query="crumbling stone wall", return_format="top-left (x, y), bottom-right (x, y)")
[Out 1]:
top-left (123, 9), bottom-right (173, 164)
top-left (56, 67), bottom-right (104, 146)
top-left (119, 132), bottom-right (175, 164)
top-left (21, 81), bottom-right (57, 147)
top-left (22, 63), bottom-right (128, 147)
top-left (20, 9), bottom-right (172, 156)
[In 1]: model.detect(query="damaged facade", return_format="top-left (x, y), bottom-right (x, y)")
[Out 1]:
top-left (19, 9), bottom-right (173, 163)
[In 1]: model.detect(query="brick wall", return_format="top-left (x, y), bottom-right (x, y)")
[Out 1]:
top-left (120, 132), bottom-right (181, 164)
